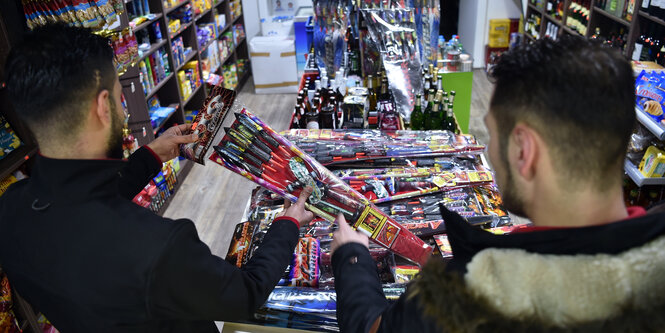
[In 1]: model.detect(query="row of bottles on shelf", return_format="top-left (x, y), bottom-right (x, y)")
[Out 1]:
top-left (597, 0), bottom-right (637, 21)
top-left (590, 27), bottom-right (627, 49)
top-left (546, 0), bottom-right (566, 20)
top-left (632, 24), bottom-right (665, 65)
top-left (410, 90), bottom-right (458, 132)
top-left (566, 0), bottom-right (591, 35)
top-left (641, 0), bottom-right (665, 20)
top-left (139, 47), bottom-right (171, 95)
top-left (525, 13), bottom-right (542, 38)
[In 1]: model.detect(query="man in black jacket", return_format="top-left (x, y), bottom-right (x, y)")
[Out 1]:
top-left (0, 25), bottom-right (313, 332)
top-left (330, 37), bottom-right (665, 332)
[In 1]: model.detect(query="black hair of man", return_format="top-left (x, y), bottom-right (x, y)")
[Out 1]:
top-left (488, 36), bottom-right (636, 190)
top-left (5, 23), bottom-right (116, 146)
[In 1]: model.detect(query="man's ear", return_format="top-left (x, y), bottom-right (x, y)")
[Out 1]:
top-left (509, 123), bottom-right (539, 180)
top-left (94, 89), bottom-right (111, 126)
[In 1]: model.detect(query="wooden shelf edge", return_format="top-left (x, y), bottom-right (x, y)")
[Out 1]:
top-left (194, 7), bottom-right (213, 21)
top-left (169, 21), bottom-right (193, 40)
top-left (145, 73), bottom-right (174, 101)
top-left (152, 104), bottom-right (180, 135)
top-left (594, 6), bottom-right (630, 27)
top-left (176, 50), bottom-right (198, 71)
top-left (0, 145), bottom-right (38, 181)
top-left (164, 0), bottom-right (190, 15)
top-left (131, 13), bottom-right (164, 32)
top-left (638, 10), bottom-right (665, 27)
top-left (527, 2), bottom-right (543, 14)
top-left (138, 39), bottom-right (168, 62)
top-left (199, 38), bottom-right (216, 54)
top-left (183, 83), bottom-right (204, 105)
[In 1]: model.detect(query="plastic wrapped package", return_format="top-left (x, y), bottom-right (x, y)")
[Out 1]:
top-left (203, 91), bottom-right (432, 264)
top-left (361, 8), bottom-right (422, 121)
top-left (280, 129), bottom-right (485, 166)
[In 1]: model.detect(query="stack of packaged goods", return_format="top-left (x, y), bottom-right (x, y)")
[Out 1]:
top-left (221, 63), bottom-right (238, 89)
top-left (197, 23), bottom-right (217, 49)
top-left (215, 13), bottom-right (227, 34)
top-left (229, 0), bottom-right (242, 20)
top-left (132, 158), bottom-right (180, 212)
top-left (178, 61), bottom-right (202, 100)
top-left (171, 36), bottom-right (192, 69)
top-left (138, 47), bottom-right (171, 95)
top-left (192, 0), bottom-right (212, 16)
top-left (146, 96), bottom-right (177, 135)
top-left (0, 115), bottom-right (23, 162)
top-left (232, 24), bottom-right (245, 46)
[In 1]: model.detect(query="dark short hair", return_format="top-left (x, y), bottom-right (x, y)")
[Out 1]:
top-left (5, 24), bottom-right (116, 144)
top-left (489, 36), bottom-right (635, 189)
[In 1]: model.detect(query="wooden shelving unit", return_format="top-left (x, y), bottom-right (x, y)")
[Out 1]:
top-left (524, 0), bottom-right (655, 59)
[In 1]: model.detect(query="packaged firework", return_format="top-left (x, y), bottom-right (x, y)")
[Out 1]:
top-left (336, 164), bottom-right (493, 204)
top-left (290, 237), bottom-right (321, 288)
top-left (433, 234), bottom-right (453, 259)
top-left (180, 86), bottom-right (235, 164)
top-left (225, 221), bottom-right (259, 268)
top-left (209, 92), bottom-right (432, 264)
top-left (281, 129), bottom-right (484, 165)
top-left (391, 265), bottom-right (420, 284)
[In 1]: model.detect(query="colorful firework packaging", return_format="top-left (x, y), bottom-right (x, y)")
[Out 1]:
top-left (280, 128), bottom-right (485, 166)
top-left (209, 91), bottom-right (432, 265)
top-left (225, 221), bottom-right (259, 268)
top-left (180, 86), bottom-right (235, 164)
top-left (290, 237), bottom-right (321, 288)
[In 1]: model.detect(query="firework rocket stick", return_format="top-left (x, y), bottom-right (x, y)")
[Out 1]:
top-left (211, 153), bottom-right (336, 221)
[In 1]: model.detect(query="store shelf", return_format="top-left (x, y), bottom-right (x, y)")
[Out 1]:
top-left (527, 2), bottom-right (542, 13)
top-left (214, 0), bottom-right (227, 8)
top-left (152, 103), bottom-right (180, 135)
top-left (194, 7), bottom-right (212, 21)
top-left (157, 158), bottom-right (194, 216)
top-left (638, 10), bottom-right (665, 27)
top-left (138, 39), bottom-right (167, 61)
top-left (164, 0), bottom-right (190, 15)
top-left (524, 33), bottom-right (537, 42)
top-left (235, 36), bottom-right (245, 47)
top-left (594, 6), bottom-right (630, 26)
top-left (544, 13), bottom-right (563, 26)
top-left (131, 13), bottom-right (163, 32)
top-left (176, 50), bottom-right (197, 71)
top-left (561, 24), bottom-right (583, 37)
top-left (625, 160), bottom-right (665, 186)
top-left (183, 84), bottom-right (203, 105)
top-left (635, 106), bottom-right (665, 140)
top-left (169, 21), bottom-right (193, 40)
top-left (220, 51), bottom-right (233, 64)
top-left (145, 73), bottom-right (174, 101)
top-left (0, 145), bottom-right (38, 181)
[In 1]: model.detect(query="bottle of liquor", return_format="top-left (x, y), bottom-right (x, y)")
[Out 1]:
top-left (430, 92), bottom-right (445, 130)
top-left (367, 74), bottom-right (378, 111)
top-left (411, 94), bottom-right (424, 130)
top-left (423, 89), bottom-right (435, 130)
top-left (292, 105), bottom-right (301, 129)
top-left (320, 97), bottom-right (335, 129)
top-left (444, 103), bottom-right (459, 133)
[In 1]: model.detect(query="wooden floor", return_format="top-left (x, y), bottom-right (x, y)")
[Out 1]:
top-left (164, 70), bottom-right (497, 258)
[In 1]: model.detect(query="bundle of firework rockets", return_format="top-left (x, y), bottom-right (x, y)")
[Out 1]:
top-left (280, 128), bottom-right (485, 165)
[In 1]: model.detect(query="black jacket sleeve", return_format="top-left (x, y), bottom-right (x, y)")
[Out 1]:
top-left (118, 146), bottom-right (162, 200)
top-left (146, 217), bottom-right (300, 321)
top-left (332, 243), bottom-right (389, 333)
top-left (332, 243), bottom-right (441, 333)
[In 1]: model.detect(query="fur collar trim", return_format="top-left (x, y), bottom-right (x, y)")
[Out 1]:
top-left (412, 235), bottom-right (665, 331)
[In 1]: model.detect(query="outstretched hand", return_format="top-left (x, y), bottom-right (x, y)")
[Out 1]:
top-left (279, 186), bottom-right (315, 227)
top-left (147, 124), bottom-right (198, 162)
top-left (331, 214), bottom-right (369, 256)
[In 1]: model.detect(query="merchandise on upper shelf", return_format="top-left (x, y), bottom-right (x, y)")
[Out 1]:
top-left (0, 115), bottom-right (23, 162)
top-left (192, 0), bottom-right (213, 16)
top-left (566, 0), bottom-right (591, 36)
top-left (138, 46), bottom-right (171, 95)
top-left (135, 21), bottom-right (164, 58)
top-left (229, 0), bottom-right (243, 20)
top-left (126, 0), bottom-right (153, 19)
top-left (178, 61), bottom-right (202, 101)
top-left (596, 0), bottom-right (636, 22)
top-left (197, 23), bottom-right (217, 49)
top-left (109, 28), bottom-right (139, 75)
top-left (215, 13), bottom-right (227, 33)
top-left (167, 3), bottom-right (193, 36)
top-left (184, 109), bottom-right (199, 123)
top-left (20, 0), bottom-right (121, 30)
top-left (171, 36), bottom-right (193, 69)
top-left (631, 22), bottom-right (665, 64)
top-left (201, 39), bottom-right (221, 79)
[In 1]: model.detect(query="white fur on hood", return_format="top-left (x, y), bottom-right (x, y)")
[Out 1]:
top-left (464, 235), bottom-right (665, 326)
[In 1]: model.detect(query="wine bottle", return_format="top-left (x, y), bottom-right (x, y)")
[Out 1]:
top-left (411, 94), bottom-right (424, 130)
top-left (423, 89), bottom-right (435, 130)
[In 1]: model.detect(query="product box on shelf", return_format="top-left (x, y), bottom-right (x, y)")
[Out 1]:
top-left (0, 115), bottom-right (23, 161)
